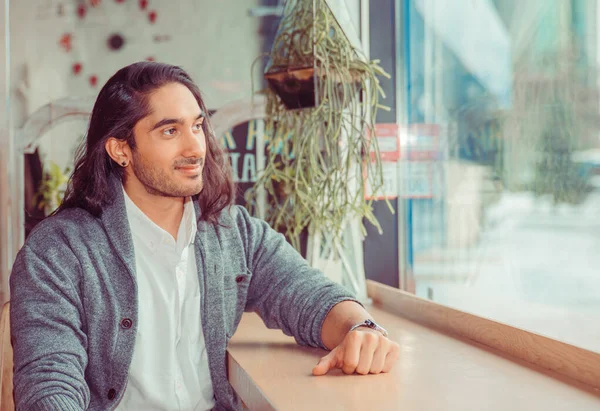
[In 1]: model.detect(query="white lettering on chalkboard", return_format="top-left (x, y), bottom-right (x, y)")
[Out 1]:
top-left (227, 153), bottom-right (257, 183)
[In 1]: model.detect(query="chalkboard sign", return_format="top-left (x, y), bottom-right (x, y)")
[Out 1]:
top-left (220, 119), bottom-right (263, 207)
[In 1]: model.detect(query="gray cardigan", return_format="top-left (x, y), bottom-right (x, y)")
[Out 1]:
top-left (9, 178), bottom-right (357, 410)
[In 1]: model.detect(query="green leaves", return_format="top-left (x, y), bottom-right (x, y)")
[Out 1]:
top-left (248, 0), bottom-right (390, 251)
top-left (34, 161), bottom-right (71, 215)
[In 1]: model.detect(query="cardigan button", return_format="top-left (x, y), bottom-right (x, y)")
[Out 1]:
top-left (120, 318), bottom-right (133, 329)
top-left (107, 388), bottom-right (116, 400)
top-left (235, 276), bottom-right (244, 283)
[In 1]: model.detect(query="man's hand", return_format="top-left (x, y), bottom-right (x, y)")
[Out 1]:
top-left (312, 328), bottom-right (400, 376)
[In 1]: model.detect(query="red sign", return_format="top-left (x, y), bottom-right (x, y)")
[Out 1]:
top-left (399, 124), bottom-right (441, 161)
top-left (367, 123), bottom-right (400, 162)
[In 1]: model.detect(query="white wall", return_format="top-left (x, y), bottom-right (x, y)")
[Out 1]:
top-left (1, 0), bottom-right (11, 302)
top-left (9, 0), bottom-right (263, 170)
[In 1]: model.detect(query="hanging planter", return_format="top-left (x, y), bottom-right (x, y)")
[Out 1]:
top-left (264, 66), bottom-right (316, 109)
top-left (248, 0), bottom-right (392, 252)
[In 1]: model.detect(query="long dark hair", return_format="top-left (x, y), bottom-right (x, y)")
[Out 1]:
top-left (56, 61), bottom-right (234, 224)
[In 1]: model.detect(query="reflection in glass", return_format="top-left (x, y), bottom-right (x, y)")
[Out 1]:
top-left (407, 0), bottom-right (600, 353)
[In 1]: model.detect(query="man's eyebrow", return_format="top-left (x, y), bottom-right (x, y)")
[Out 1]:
top-left (150, 112), bottom-right (205, 132)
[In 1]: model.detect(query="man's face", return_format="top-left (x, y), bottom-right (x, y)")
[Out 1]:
top-left (129, 82), bottom-right (206, 198)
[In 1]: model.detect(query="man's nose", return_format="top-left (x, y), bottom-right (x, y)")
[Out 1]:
top-left (182, 128), bottom-right (206, 158)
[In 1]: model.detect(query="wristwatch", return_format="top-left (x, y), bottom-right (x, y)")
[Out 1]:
top-left (349, 319), bottom-right (388, 337)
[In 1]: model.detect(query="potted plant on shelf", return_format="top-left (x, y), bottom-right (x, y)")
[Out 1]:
top-left (247, 0), bottom-right (392, 254)
top-left (34, 161), bottom-right (71, 216)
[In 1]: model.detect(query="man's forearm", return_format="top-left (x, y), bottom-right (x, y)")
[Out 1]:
top-left (321, 301), bottom-right (373, 350)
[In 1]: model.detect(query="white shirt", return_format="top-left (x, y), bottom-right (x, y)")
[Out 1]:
top-left (116, 190), bottom-right (215, 411)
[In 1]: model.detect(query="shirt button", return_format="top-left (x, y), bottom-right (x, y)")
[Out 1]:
top-left (120, 318), bottom-right (133, 329)
top-left (107, 388), bottom-right (116, 400)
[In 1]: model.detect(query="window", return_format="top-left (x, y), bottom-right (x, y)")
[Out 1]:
top-left (404, 0), bottom-right (600, 353)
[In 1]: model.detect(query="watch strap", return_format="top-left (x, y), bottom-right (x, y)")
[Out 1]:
top-left (349, 319), bottom-right (388, 337)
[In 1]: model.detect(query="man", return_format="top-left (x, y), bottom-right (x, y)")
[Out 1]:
top-left (10, 62), bottom-right (399, 411)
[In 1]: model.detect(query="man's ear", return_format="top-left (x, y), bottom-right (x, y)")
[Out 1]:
top-left (105, 137), bottom-right (132, 167)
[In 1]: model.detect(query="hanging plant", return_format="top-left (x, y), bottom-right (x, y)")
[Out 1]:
top-left (247, 0), bottom-right (392, 251)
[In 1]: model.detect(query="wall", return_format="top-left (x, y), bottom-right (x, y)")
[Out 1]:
top-left (0, 0), bottom-right (11, 302)
top-left (9, 0), bottom-right (263, 171)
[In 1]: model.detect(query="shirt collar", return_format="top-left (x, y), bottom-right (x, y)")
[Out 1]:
top-left (182, 196), bottom-right (197, 245)
top-left (122, 186), bottom-right (197, 251)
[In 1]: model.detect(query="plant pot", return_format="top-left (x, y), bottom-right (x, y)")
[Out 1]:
top-left (264, 64), bottom-right (363, 111)
top-left (264, 66), bottom-right (316, 110)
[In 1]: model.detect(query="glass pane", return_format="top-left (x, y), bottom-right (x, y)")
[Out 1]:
top-left (407, 0), bottom-right (600, 353)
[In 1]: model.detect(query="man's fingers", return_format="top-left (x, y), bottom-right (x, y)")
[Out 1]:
top-left (369, 344), bottom-right (387, 374)
top-left (312, 350), bottom-right (337, 376)
top-left (355, 332), bottom-right (378, 375)
top-left (382, 342), bottom-right (400, 373)
top-left (341, 332), bottom-right (361, 374)
top-left (314, 332), bottom-right (400, 376)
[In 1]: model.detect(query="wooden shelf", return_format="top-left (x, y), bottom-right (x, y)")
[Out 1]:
top-left (227, 304), bottom-right (600, 410)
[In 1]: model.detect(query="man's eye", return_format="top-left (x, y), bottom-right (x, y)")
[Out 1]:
top-left (163, 128), bottom-right (177, 136)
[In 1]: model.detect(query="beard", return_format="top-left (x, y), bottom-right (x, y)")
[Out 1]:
top-left (130, 150), bottom-right (204, 198)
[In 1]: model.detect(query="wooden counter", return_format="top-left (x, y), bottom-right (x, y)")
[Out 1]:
top-left (227, 305), bottom-right (600, 411)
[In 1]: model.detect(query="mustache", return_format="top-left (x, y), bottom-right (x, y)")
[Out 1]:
top-left (174, 158), bottom-right (204, 168)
